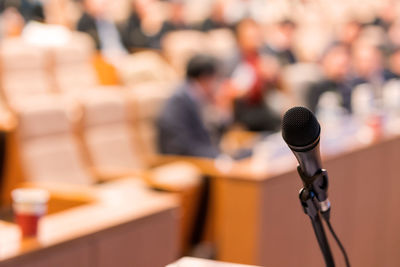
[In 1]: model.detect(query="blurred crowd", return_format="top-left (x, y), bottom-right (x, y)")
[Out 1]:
top-left (1, 0), bottom-right (400, 158)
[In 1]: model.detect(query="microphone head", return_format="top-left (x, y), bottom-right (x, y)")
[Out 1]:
top-left (282, 106), bottom-right (321, 150)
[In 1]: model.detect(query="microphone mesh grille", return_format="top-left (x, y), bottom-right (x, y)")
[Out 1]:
top-left (282, 106), bottom-right (320, 147)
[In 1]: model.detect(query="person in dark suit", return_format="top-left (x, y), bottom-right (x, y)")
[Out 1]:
top-left (307, 44), bottom-right (352, 113)
top-left (263, 19), bottom-right (298, 66)
top-left (157, 54), bottom-right (226, 158)
top-left (76, 0), bottom-right (127, 54)
top-left (199, 1), bottom-right (228, 32)
top-left (350, 41), bottom-right (393, 88)
top-left (158, 55), bottom-right (229, 252)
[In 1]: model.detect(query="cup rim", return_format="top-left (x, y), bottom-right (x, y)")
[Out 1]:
top-left (11, 188), bottom-right (50, 204)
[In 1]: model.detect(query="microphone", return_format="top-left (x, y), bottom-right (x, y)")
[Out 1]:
top-left (281, 106), bottom-right (330, 212)
top-left (281, 107), bottom-right (351, 267)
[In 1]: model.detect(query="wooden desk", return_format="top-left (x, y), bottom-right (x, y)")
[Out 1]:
top-left (0, 178), bottom-right (181, 267)
top-left (167, 257), bottom-right (261, 267)
top-left (153, 133), bottom-right (400, 267)
top-left (209, 135), bottom-right (400, 267)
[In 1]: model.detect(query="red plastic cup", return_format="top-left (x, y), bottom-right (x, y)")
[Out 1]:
top-left (12, 188), bottom-right (49, 238)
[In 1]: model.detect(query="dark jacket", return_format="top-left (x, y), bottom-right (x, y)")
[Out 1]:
top-left (306, 79), bottom-right (353, 113)
top-left (157, 83), bottom-right (219, 158)
top-left (77, 12), bottom-right (101, 50)
top-left (77, 12), bottom-right (127, 51)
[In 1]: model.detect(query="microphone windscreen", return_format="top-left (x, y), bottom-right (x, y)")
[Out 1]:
top-left (282, 106), bottom-right (320, 148)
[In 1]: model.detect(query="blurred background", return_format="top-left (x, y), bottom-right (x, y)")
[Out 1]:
top-left (0, 0), bottom-right (400, 266)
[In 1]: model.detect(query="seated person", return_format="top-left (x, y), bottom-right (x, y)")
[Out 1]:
top-left (77, 0), bottom-right (127, 62)
top-left (307, 44), bottom-right (352, 113)
top-left (157, 54), bottom-right (229, 158)
top-left (263, 19), bottom-right (298, 66)
top-left (229, 18), bottom-right (281, 132)
top-left (350, 41), bottom-right (392, 88)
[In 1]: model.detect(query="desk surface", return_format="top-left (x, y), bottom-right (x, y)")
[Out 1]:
top-left (153, 128), bottom-right (400, 182)
top-left (208, 133), bottom-right (400, 267)
top-left (0, 178), bottom-right (180, 264)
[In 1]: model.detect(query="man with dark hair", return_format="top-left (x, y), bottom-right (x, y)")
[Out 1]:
top-left (306, 44), bottom-right (352, 113)
top-left (157, 54), bottom-right (226, 158)
top-left (263, 19), bottom-right (297, 65)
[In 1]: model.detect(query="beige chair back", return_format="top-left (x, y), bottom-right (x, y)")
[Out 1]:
top-left (127, 82), bottom-right (175, 164)
top-left (50, 32), bottom-right (98, 92)
top-left (78, 88), bottom-right (144, 174)
top-left (15, 95), bottom-right (93, 184)
top-left (207, 28), bottom-right (237, 61)
top-left (117, 51), bottom-right (178, 87)
top-left (162, 30), bottom-right (208, 76)
top-left (0, 38), bottom-right (51, 104)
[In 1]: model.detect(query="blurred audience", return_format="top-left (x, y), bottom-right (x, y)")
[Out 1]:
top-left (230, 18), bottom-right (281, 132)
top-left (77, 0), bottom-right (127, 61)
top-left (264, 19), bottom-right (298, 66)
top-left (0, 0), bottom-right (44, 22)
top-left (199, 1), bottom-right (228, 32)
top-left (307, 44), bottom-right (352, 113)
top-left (336, 20), bottom-right (362, 49)
top-left (351, 41), bottom-right (391, 89)
top-left (157, 54), bottom-right (227, 158)
top-left (0, 7), bottom-right (24, 38)
top-left (1, 0), bottom-right (400, 158)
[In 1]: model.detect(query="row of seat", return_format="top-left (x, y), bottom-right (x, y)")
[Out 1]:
top-left (3, 86), bottom-right (204, 254)
top-left (10, 86), bottom-right (177, 183)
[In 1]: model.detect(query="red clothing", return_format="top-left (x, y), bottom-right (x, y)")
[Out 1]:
top-left (243, 52), bottom-right (264, 104)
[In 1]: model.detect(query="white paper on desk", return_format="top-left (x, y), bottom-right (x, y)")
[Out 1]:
top-left (0, 221), bottom-right (21, 258)
top-left (167, 257), bottom-right (260, 267)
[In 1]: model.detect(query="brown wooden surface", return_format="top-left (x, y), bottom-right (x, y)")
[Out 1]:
top-left (210, 136), bottom-right (400, 267)
top-left (151, 134), bottom-right (400, 267)
top-left (0, 178), bottom-right (181, 267)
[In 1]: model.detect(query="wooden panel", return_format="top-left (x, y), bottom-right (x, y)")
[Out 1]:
top-left (213, 137), bottom-right (400, 267)
top-left (0, 239), bottom-right (93, 267)
top-left (95, 208), bottom-right (180, 267)
top-left (213, 178), bottom-right (261, 264)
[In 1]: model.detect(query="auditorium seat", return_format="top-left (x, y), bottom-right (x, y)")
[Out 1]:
top-left (117, 51), bottom-right (178, 87)
top-left (1, 71), bottom-right (51, 106)
top-left (162, 30), bottom-right (208, 76)
top-left (75, 86), bottom-right (203, 252)
top-left (50, 32), bottom-right (98, 92)
top-left (126, 84), bottom-right (204, 252)
top-left (207, 28), bottom-right (237, 67)
top-left (0, 38), bottom-right (52, 105)
top-left (0, 38), bottom-right (48, 71)
top-left (75, 87), bottom-right (144, 178)
top-left (14, 95), bottom-right (94, 185)
top-left (127, 82), bottom-right (175, 164)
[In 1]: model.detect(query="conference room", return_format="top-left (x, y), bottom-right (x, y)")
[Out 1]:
top-left (0, 0), bottom-right (399, 266)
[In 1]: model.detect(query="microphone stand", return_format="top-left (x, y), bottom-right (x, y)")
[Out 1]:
top-left (298, 167), bottom-right (335, 267)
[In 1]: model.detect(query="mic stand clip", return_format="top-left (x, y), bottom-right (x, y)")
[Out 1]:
top-left (298, 167), bottom-right (335, 267)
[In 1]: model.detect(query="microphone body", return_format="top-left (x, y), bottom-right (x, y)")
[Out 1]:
top-left (289, 137), bottom-right (322, 178)
top-left (282, 107), bottom-right (329, 210)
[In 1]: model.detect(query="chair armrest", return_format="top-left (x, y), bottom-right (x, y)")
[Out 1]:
top-left (90, 167), bottom-right (144, 182)
top-left (149, 155), bottom-right (221, 177)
